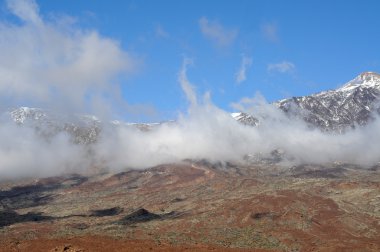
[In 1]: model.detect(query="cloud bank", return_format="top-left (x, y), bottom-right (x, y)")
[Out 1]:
top-left (93, 71), bottom-right (380, 171)
top-left (1, 58), bottom-right (380, 179)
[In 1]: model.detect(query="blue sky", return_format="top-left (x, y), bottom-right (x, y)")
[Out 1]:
top-left (1, 0), bottom-right (380, 121)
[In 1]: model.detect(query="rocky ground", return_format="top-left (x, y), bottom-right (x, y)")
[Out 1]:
top-left (0, 161), bottom-right (379, 251)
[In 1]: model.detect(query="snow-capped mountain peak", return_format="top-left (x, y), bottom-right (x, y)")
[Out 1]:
top-left (338, 72), bottom-right (380, 92)
top-left (231, 112), bottom-right (259, 126)
top-left (275, 72), bottom-right (380, 132)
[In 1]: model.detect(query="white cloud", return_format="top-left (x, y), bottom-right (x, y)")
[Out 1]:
top-left (2, 58), bottom-right (380, 178)
top-left (6, 0), bottom-right (42, 25)
top-left (267, 61), bottom-right (295, 73)
top-left (235, 55), bottom-right (252, 84)
top-left (261, 22), bottom-right (278, 43)
top-left (199, 17), bottom-right (238, 47)
top-left (178, 58), bottom-right (197, 108)
top-left (97, 86), bottom-right (380, 171)
top-left (0, 0), bottom-right (138, 114)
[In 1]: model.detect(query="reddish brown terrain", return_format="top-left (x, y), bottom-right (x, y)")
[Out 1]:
top-left (0, 161), bottom-right (379, 251)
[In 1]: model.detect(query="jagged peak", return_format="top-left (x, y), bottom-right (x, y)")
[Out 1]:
top-left (355, 71), bottom-right (380, 82)
top-left (338, 71), bottom-right (380, 92)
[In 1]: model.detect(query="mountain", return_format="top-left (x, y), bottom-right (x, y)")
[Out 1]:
top-left (4, 107), bottom-right (101, 144)
top-left (3, 107), bottom-right (170, 143)
top-left (231, 112), bottom-right (259, 126)
top-left (3, 72), bottom-right (380, 142)
top-left (236, 72), bottom-right (380, 132)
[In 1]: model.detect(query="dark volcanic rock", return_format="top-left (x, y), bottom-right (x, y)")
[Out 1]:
top-left (90, 207), bottom-right (123, 217)
top-left (0, 210), bottom-right (53, 227)
top-left (120, 208), bottom-right (160, 225)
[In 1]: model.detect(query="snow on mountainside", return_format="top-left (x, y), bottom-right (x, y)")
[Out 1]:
top-left (231, 112), bottom-right (259, 126)
top-left (275, 72), bottom-right (380, 132)
top-left (337, 72), bottom-right (380, 92)
top-left (4, 107), bottom-right (101, 144)
top-left (3, 107), bottom-right (172, 143)
top-left (9, 107), bottom-right (47, 123)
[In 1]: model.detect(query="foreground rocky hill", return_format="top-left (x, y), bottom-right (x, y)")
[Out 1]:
top-left (0, 161), bottom-right (379, 251)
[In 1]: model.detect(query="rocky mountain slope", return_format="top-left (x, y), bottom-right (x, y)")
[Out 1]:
top-left (231, 112), bottom-right (259, 126)
top-left (1, 161), bottom-right (379, 251)
top-left (3, 107), bottom-right (101, 144)
top-left (233, 72), bottom-right (380, 132)
top-left (1, 107), bottom-right (171, 144)
top-left (277, 72), bottom-right (380, 132)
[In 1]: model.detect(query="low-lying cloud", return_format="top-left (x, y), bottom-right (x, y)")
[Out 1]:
top-left (93, 73), bottom-right (380, 170)
top-left (1, 57), bottom-right (380, 179)
top-left (0, 121), bottom-right (90, 178)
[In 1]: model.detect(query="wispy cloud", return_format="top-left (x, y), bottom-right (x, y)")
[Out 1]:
top-left (155, 24), bottom-right (169, 39)
top-left (7, 0), bottom-right (42, 25)
top-left (178, 58), bottom-right (197, 107)
top-left (235, 55), bottom-right (252, 84)
top-left (199, 17), bottom-right (238, 47)
top-left (268, 61), bottom-right (295, 73)
top-left (261, 22), bottom-right (278, 43)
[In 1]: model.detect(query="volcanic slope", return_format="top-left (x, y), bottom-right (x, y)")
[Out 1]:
top-left (0, 161), bottom-right (379, 251)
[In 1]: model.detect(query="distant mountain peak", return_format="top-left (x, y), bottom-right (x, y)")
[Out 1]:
top-left (338, 71), bottom-right (380, 92)
top-left (358, 71), bottom-right (380, 80)
top-left (274, 71), bottom-right (380, 132)
top-left (231, 112), bottom-right (259, 126)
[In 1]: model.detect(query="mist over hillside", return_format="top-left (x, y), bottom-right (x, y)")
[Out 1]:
top-left (1, 67), bottom-right (380, 178)
top-left (0, 0), bottom-right (380, 179)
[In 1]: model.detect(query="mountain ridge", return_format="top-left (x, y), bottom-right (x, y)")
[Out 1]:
top-left (3, 72), bottom-right (380, 140)
top-left (274, 71), bottom-right (380, 132)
